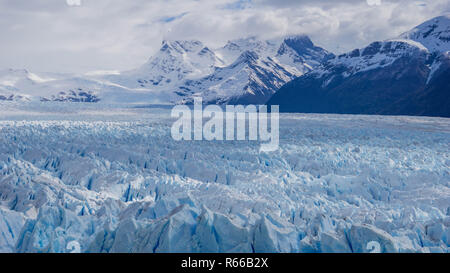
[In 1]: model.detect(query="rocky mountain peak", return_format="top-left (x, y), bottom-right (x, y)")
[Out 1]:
top-left (400, 14), bottom-right (450, 53)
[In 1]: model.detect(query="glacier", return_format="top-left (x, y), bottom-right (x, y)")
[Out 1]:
top-left (0, 102), bottom-right (449, 253)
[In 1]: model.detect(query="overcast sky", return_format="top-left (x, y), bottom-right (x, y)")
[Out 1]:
top-left (0, 0), bottom-right (449, 73)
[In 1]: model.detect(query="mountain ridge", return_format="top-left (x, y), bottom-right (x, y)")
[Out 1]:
top-left (0, 34), bottom-right (332, 105)
top-left (267, 15), bottom-right (450, 117)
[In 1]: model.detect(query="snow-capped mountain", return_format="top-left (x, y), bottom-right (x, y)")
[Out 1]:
top-left (215, 35), bottom-right (332, 72)
top-left (109, 40), bottom-right (224, 90)
top-left (0, 69), bottom-right (46, 101)
top-left (0, 35), bottom-right (332, 105)
top-left (175, 50), bottom-right (297, 105)
top-left (0, 68), bottom-right (166, 104)
top-left (0, 68), bottom-right (99, 102)
top-left (400, 14), bottom-right (450, 53)
top-left (276, 35), bottom-right (335, 71)
top-left (174, 35), bottom-right (333, 104)
top-left (216, 36), bottom-right (276, 66)
top-left (108, 35), bottom-right (332, 105)
top-left (267, 15), bottom-right (450, 117)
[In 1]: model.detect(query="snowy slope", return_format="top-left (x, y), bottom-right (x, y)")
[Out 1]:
top-left (315, 39), bottom-right (429, 79)
top-left (175, 35), bottom-right (333, 104)
top-left (276, 35), bottom-right (335, 72)
top-left (400, 14), bottom-right (450, 53)
top-left (0, 103), bottom-right (448, 253)
top-left (175, 51), bottom-right (297, 104)
top-left (108, 40), bottom-right (224, 90)
top-left (0, 69), bottom-right (108, 103)
top-left (216, 36), bottom-right (277, 66)
top-left (216, 35), bottom-right (332, 73)
top-left (0, 68), bottom-right (171, 105)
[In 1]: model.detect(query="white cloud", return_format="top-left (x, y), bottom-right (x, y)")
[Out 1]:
top-left (0, 0), bottom-right (448, 73)
top-left (66, 0), bottom-right (82, 7)
top-left (367, 0), bottom-right (382, 6)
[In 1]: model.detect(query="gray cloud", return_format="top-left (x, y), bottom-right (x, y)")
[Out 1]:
top-left (0, 0), bottom-right (448, 73)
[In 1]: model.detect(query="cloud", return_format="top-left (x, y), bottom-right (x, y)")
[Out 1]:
top-left (0, 0), bottom-right (448, 73)
top-left (160, 12), bottom-right (189, 23)
top-left (366, 0), bottom-right (382, 6)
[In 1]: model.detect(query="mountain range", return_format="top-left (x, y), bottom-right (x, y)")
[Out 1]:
top-left (1, 15), bottom-right (449, 117)
top-left (267, 15), bottom-right (450, 117)
top-left (0, 35), bottom-right (332, 105)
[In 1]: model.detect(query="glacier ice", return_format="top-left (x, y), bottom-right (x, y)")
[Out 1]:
top-left (0, 102), bottom-right (449, 253)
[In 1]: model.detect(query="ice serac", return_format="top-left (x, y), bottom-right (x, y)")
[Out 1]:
top-left (0, 209), bottom-right (25, 252)
top-left (0, 106), bottom-right (448, 253)
top-left (267, 15), bottom-right (450, 117)
top-left (349, 224), bottom-right (397, 253)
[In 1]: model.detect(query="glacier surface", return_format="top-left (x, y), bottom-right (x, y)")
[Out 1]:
top-left (0, 102), bottom-right (449, 253)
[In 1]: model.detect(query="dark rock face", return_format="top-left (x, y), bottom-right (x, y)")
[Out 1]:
top-left (0, 94), bottom-right (28, 101)
top-left (267, 16), bottom-right (450, 117)
top-left (41, 89), bottom-right (100, 103)
top-left (226, 53), bottom-right (298, 105)
top-left (385, 53), bottom-right (450, 117)
top-left (278, 35), bottom-right (335, 63)
top-left (267, 45), bottom-right (449, 117)
top-left (0, 95), bottom-right (14, 101)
